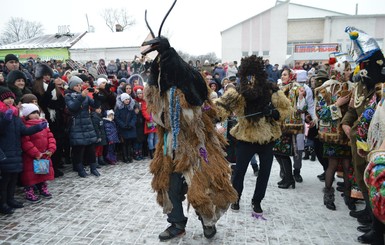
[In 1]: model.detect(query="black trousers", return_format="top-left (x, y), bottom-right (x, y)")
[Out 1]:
top-left (71, 144), bottom-right (96, 166)
top-left (232, 140), bottom-right (274, 202)
top-left (0, 172), bottom-right (18, 204)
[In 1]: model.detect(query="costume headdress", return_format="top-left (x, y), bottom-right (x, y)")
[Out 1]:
top-left (345, 26), bottom-right (380, 63)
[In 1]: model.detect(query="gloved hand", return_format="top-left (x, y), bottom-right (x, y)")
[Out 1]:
top-left (4, 109), bottom-right (13, 121)
top-left (38, 121), bottom-right (48, 130)
top-left (263, 104), bottom-right (280, 120)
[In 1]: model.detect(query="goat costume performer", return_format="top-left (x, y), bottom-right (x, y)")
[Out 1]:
top-left (214, 55), bottom-right (292, 217)
top-left (341, 26), bottom-right (385, 244)
top-left (141, 0), bottom-right (237, 241)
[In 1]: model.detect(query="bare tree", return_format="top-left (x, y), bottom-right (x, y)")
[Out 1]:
top-left (101, 8), bottom-right (135, 32)
top-left (0, 17), bottom-right (44, 45)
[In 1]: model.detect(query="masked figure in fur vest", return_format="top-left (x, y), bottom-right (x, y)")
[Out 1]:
top-left (214, 55), bottom-right (292, 218)
top-left (141, 0), bottom-right (237, 241)
top-left (341, 26), bottom-right (385, 244)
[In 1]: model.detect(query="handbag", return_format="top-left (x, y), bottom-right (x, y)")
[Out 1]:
top-left (33, 159), bottom-right (50, 174)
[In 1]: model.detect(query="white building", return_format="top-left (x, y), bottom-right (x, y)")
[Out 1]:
top-left (221, 1), bottom-right (385, 66)
top-left (69, 31), bottom-right (148, 63)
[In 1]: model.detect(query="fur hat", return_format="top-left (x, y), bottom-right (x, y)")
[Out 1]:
top-left (120, 93), bottom-right (131, 101)
top-left (6, 70), bottom-right (27, 85)
top-left (0, 87), bottom-right (15, 101)
top-left (296, 70), bottom-right (308, 82)
top-left (78, 74), bottom-right (89, 82)
top-left (96, 77), bottom-right (108, 87)
top-left (21, 103), bottom-right (40, 117)
top-left (315, 67), bottom-right (329, 80)
top-left (4, 54), bottom-right (19, 64)
top-left (35, 63), bottom-right (53, 79)
top-left (68, 76), bottom-right (83, 89)
top-left (106, 109), bottom-right (114, 116)
top-left (20, 93), bottom-right (38, 104)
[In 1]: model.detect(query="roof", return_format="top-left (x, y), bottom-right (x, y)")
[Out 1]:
top-left (0, 32), bottom-right (86, 50)
top-left (69, 31), bottom-right (147, 50)
top-left (221, 1), bottom-right (349, 33)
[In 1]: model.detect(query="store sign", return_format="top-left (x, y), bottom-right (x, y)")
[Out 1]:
top-left (294, 43), bottom-right (340, 53)
top-left (18, 54), bottom-right (38, 59)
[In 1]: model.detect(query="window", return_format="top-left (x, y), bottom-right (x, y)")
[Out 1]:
top-left (252, 51), bottom-right (258, 56)
top-left (263, 50), bottom-right (269, 56)
top-left (242, 51), bottom-right (249, 57)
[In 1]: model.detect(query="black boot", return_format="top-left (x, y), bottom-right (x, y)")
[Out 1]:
top-left (98, 156), bottom-right (107, 166)
top-left (90, 163), bottom-right (100, 177)
top-left (159, 219), bottom-right (187, 241)
top-left (278, 158), bottom-right (295, 189)
top-left (293, 169), bottom-right (303, 183)
top-left (0, 203), bottom-right (14, 214)
top-left (323, 187), bottom-right (336, 210)
top-left (231, 198), bottom-right (240, 211)
top-left (310, 147), bottom-right (316, 161)
top-left (127, 148), bottom-right (133, 163)
top-left (7, 199), bottom-right (24, 209)
top-left (357, 229), bottom-right (375, 244)
top-left (149, 149), bottom-right (154, 159)
top-left (76, 164), bottom-right (88, 178)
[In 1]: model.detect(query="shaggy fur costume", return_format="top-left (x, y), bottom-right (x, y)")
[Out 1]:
top-left (145, 83), bottom-right (238, 226)
top-left (215, 56), bottom-right (292, 144)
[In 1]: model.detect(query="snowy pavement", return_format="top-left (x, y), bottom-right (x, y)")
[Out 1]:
top-left (0, 158), bottom-right (364, 244)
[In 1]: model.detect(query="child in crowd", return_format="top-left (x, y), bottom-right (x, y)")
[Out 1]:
top-left (133, 88), bottom-right (145, 160)
top-left (20, 103), bottom-right (56, 202)
top-left (103, 110), bottom-right (120, 164)
top-left (0, 87), bottom-right (47, 214)
top-left (90, 106), bottom-right (107, 167)
top-left (115, 93), bottom-right (137, 163)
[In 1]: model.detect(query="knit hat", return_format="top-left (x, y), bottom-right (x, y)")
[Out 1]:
top-left (21, 103), bottom-right (40, 117)
top-left (120, 93), bottom-right (131, 101)
top-left (315, 67), bottom-right (329, 80)
top-left (295, 70), bottom-right (308, 82)
top-left (0, 87), bottom-right (15, 101)
top-left (68, 76), bottom-right (83, 89)
top-left (106, 109), bottom-right (114, 116)
top-left (20, 93), bottom-right (38, 104)
top-left (4, 54), bottom-right (19, 64)
top-left (136, 89), bottom-right (143, 94)
top-left (6, 70), bottom-right (27, 85)
top-left (96, 77), bottom-right (108, 87)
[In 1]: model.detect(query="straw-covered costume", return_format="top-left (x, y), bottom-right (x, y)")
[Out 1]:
top-left (140, 0), bottom-right (237, 240)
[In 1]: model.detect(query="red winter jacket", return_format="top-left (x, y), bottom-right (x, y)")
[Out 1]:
top-left (21, 118), bottom-right (56, 186)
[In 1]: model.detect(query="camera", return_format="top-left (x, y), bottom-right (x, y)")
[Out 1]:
top-left (88, 88), bottom-right (95, 92)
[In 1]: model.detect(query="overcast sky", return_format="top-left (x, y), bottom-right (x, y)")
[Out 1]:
top-left (1, 0), bottom-right (385, 58)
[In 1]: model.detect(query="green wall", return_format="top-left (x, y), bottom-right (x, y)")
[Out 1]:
top-left (0, 48), bottom-right (70, 62)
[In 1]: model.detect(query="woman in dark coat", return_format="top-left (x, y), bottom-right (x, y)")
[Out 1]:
top-left (114, 92), bottom-right (137, 163)
top-left (0, 87), bottom-right (47, 214)
top-left (6, 70), bottom-right (32, 105)
top-left (64, 76), bottom-right (100, 177)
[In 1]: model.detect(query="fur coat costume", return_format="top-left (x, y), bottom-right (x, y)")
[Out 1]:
top-left (214, 56), bottom-right (292, 145)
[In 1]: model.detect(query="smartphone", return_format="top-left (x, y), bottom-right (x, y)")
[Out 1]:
top-left (88, 88), bottom-right (95, 92)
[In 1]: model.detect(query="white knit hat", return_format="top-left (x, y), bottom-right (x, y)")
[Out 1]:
top-left (21, 103), bottom-right (40, 117)
top-left (106, 109), bottom-right (114, 116)
top-left (96, 77), bottom-right (108, 87)
top-left (136, 88), bottom-right (143, 94)
top-left (120, 93), bottom-right (131, 101)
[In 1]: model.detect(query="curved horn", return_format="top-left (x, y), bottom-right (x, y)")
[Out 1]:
top-left (145, 10), bottom-right (155, 38)
top-left (158, 0), bottom-right (177, 37)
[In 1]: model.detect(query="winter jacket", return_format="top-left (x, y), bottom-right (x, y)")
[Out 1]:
top-left (20, 118), bottom-right (56, 186)
top-left (64, 89), bottom-right (99, 146)
top-left (114, 98), bottom-right (137, 140)
top-left (136, 97), bottom-right (156, 135)
top-left (90, 111), bottom-right (107, 146)
top-left (103, 118), bottom-right (120, 144)
top-left (107, 63), bottom-right (118, 75)
top-left (0, 102), bottom-right (43, 173)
